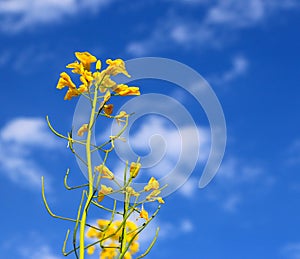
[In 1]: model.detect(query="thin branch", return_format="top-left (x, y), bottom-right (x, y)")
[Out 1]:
top-left (136, 227), bottom-right (160, 259)
top-left (64, 168), bottom-right (89, 190)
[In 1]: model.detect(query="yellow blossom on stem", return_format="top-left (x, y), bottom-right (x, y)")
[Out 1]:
top-left (129, 241), bottom-right (139, 254)
top-left (64, 88), bottom-right (81, 100)
top-left (87, 245), bottom-right (95, 255)
top-left (100, 247), bottom-right (118, 259)
top-left (86, 227), bottom-right (100, 239)
top-left (56, 72), bottom-right (77, 89)
top-left (97, 219), bottom-right (110, 229)
top-left (94, 71), bottom-right (117, 92)
top-left (115, 111), bottom-right (128, 125)
top-left (66, 61), bottom-right (84, 74)
top-left (77, 123), bottom-right (89, 137)
top-left (157, 197), bottom-right (165, 204)
top-left (125, 186), bottom-right (139, 197)
top-left (139, 206), bottom-right (149, 221)
top-left (96, 60), bottom-right (101, 70)
top-left (98, 184), bottom-right (113, 202)
top-left (144, 177), bottom-right (160, 191)
top-left (129, 162), bottom-right (141, 178)
top-left (146, 189), bottom-right (165, 203)
top-left (95, 164), bottom-right (114, 180)
top-left (114, 84), bottom-right (140, 96)
top-left (75, 51), bottom-right (97, 71)
top-left (124, 251), bottom-right (132, 259)
top-left (79, 70), bottom-right (94, 91)
top-left (106, 58), bottom-right (130, 77)
top-left (103, 90), bottom-right (111, 102)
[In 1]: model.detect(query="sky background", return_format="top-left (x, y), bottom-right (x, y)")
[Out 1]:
top-left (0, 0), bottom-right (300, 258)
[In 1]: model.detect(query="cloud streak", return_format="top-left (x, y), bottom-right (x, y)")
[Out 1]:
top-left (0, 0), bottom-right (113, 32)
top-left (127, 0), bottom-right (299, 55)
top-left (0, 117), bottom-right (60, 190)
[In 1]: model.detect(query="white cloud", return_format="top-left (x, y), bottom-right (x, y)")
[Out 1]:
top-left (180, 219), bottom-right (194, 233)
top-left (222, 194), bottom-right (241, 212)
top-left (1, 232), bottom-right (61, 259)
top-left (0, 0), bottom-right (113, 32)
top-left (208, 55), bottom-right (249, 85)
top-left (0, 117), bottom-right (60, 189)
top-left (19, 244), bottom-right (61, 259)
top-left (285, 139), bottom-right (300, 165)
top-left (225, 56), bottom-right (249, 81)
top-left (178, 177), bottom-right (198, 198)
top-left (205, 0), bottom-right (265, 28)
top-left (127, 0), bottom-right (299, 55)
top-left (203, 156), bottom-right (273, 212)
top-left (1, 117), bottom-right (58, 148)
top-left (280, 242), bottom-right (300, 259)
top-left (217, 157), bottom-right (264, 184)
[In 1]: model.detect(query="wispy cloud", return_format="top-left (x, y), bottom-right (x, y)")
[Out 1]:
top-left (19, 244), bottom-right (61, 259)
top-left (209, 55), bottom-right (249, 85)
top-left (127, 0), bottom-right (299, 55)
top-left (0, 117), bottom-right (60, 190)
top-left (222, 194), bottom-right (241, 212)
top-left (204, 156), bottom-right (273, 212)
top-left (285, 139), bottom-right (300, 165)
top-left (0, 0), bottom-right (113, 33)
top-left (1, 232), bottom-right (61, 259)
top-left (280, 242), bottom-right (300, 259)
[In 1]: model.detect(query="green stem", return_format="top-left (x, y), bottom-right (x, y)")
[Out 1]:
top-left (119, 163), bottom-right (130, 258)
top-left (79, 84), bottom-right (99, 259)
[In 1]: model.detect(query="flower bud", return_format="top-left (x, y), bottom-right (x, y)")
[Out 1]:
top-left (129, 162), bottom-right (141, 178)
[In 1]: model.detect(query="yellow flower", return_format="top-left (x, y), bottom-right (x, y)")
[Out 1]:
top-left (106, 58), bottom-right (130, 77)
top-left (79, 70), bottom-right (94, 91)
top-left (86, 227), bottom-right (99, 238)
top-left (144, 177), bottom-right (160, 191)
top-left (87, 245), bottom-right (95, 255)
top-left (100, 247), bottom-right (118, 259)
top-left (100, 184), bottom-right (113, 194)
top-left (146, 189), bottom-right (165, 203)
top-left (126, 220), bottom-right (138, 232)
top-left (139, 206), bottom-right (149, 221)
top-left (63, 88), bottom-right (80, 100)
top-left (146, 189), bottom-right (160, 199)
top-left (115, 111), bottom-right (128, 125)
top-left (113, 84), bottom-right (140, 96)
top-left (129, 162), bottom-right (141, 178)
top-left (103, 90), bottom-right (111, 102)
top-left (93, 71), bottom-right (117, 92)
top-left (75, 51), bottom-right (97, 70)
top-left (157, 197), bottom-right (165, 204)
top-left (77, 123), bottom-right (88, 137)
top-left (96, 59), bottom-right (101, 70)
top-left (56, 72), bottom-right (77, 89)
top-left (86, 220), bottom-right (140, 258)
top-left (56, 72), bottom-right (85, 100)
top-left (95, 164), bottom-right (114, 180)
top-left (66, 61), bottom-right (84, 74)
top-left (130, 242), bottom-right (139, 254)
top-left (104, 104), bottom-right (114, 115)
top-left (98, 184), bottom-right (113, 202)
top-left (124, 251), bottom-right (132, 259)
top-left (126, 186), bottom-right (139, 197)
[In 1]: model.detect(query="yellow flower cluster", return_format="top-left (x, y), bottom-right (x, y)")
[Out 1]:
top-left (86, 220), bottom-right (139, 259)
top-left (144, 177), bottom-right (165, 204)
top-left (56, 51), bottom-right (140, 100)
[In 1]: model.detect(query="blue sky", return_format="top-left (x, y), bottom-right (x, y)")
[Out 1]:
top-left (1, 0), bottom-right (300, 258)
